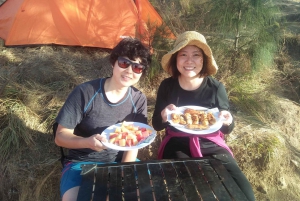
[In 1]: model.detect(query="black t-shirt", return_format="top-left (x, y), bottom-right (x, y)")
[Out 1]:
top-left (56, 78), bottom-right (147, 162)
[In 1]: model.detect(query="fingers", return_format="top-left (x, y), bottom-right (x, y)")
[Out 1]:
top-left (90, 134), bottom-right (107, 151)
top-left (95, 134), bottom-right (107, 143)
top-left (161, 104), bottom-right (177, 123)
top-left (166, 104), bottom-right (177, 111)
top-left (219, 110), bottom-right (233, 126)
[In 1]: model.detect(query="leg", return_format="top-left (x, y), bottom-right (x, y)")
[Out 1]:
top-left (60, 161), bottom-right (113, 200)
top-left (162, 137), bottom-right (191, 159)
top-left (62, 186), bottom-right (80, 201)
top-left (209, 151), bottom-right (255, 201)
top-left (60, 162), bottom-right (82, 200)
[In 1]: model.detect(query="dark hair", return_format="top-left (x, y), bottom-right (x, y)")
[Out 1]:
top-left (110, 38), bottom-right (151, 75)
top-left (167, 48), bottom-right (209, 78)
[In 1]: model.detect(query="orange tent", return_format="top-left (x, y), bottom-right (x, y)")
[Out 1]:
top-left (0, 0), bottom-right (174, 48)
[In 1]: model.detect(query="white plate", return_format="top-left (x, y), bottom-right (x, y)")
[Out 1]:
top-left (167, 106), bottom-right (223, 135)
top-left (101, 122), bottom-right (156, 151)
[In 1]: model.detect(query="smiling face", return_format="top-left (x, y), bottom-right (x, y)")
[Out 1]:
top-left (176, 45), bottom-right (204, 78)
top-left (111, 56), bottom-right (143, 87)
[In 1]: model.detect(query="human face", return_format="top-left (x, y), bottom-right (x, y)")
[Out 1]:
top-left (176, 45), bottom-right (203, 78)
top-left (112, 56), bottom-right (143, 87)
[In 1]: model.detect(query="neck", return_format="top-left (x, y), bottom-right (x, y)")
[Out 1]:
top-left (178, 76), bottom-right (204, 91)
top-left (104, 78), bottom-right (129, 103)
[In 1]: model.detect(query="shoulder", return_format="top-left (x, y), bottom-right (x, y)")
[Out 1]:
top-left (159, 77), bottom-right (177, 88)
top-left (206, 76), bottom-right (224, 88)
top-left (130, 86), bottom-right (146, 100)
top-left (74, 78), bottom-right (102, 93)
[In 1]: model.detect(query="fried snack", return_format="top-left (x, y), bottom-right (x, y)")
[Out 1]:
top-left (207, 112), bottom-right (216, 125)
top-left (184, 113), bottom-right (193, 125)
top-left (171, 113), bottom-right (180, 124)
top-left (199, 112), bottom-right (209, 127)
top-left (171, 108), bottom-right (217, 130)
top-left (186, 124), bottom-right (209, 130)
top-left (191, 114), bottom-right (199, 124)
top-left (179, 115), bottom-right (187, 125)
top-left (184, 109), bottom-right (200, 115)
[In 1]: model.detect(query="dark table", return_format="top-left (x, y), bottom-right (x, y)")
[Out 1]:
top-left (77, 158), bottom-right (248, 201)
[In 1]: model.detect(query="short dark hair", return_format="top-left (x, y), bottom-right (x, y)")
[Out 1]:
top-left (167, 48), bottom-right (209, 78)
top-left (110, 38), bottom-right (151, 75)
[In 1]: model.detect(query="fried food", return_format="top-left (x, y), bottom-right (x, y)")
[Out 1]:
top-left (191, 114), bottom-right (199, 124)
top-left (170, 107), bottom-right (218, 130)
top-left (186, 124), bottom-right (209, 130)
top-left (207, 112), bottom-right (216, 125)
top-left (184, 113), bottom-right (192, 125)
top-left (199, 112), bottom-right (209, 127)
top-left (184, 108), bottom-right (200, 115)
top-left (179, 115), bottom-right (187, 125)
top-left (171, 113), bottom-right (180, 124)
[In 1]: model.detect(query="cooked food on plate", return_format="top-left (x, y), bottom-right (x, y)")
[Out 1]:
top-left (170, 108), bottom-right (217, 130)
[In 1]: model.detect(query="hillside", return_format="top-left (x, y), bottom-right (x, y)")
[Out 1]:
top-left (0, 0), bottom-right (300, 201)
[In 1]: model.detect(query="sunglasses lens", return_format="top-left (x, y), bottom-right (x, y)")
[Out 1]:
top-left (118, 58), bottom-right (130, 69)
top-left (132, 64), bottom-right (144, 74)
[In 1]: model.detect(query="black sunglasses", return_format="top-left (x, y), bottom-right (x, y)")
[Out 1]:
top-left (117, 57), bottom-right (145, 74)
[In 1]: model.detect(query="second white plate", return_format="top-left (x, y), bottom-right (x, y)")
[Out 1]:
top-left (167, 106), bottom-right (222, 135)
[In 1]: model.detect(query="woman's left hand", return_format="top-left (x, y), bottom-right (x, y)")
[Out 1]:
top-left (219, 110), bottom-right (233, 126)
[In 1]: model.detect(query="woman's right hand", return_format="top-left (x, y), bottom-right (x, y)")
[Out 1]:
top-left (161, 104), bottom-right (177, 123)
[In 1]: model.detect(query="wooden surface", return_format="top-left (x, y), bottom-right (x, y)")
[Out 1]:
top-left (77, 158), bottom-right (248, 201)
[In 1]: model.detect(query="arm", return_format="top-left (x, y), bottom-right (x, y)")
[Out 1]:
top-left (216, 83), bottom-right (235, 134)
top-left (152, 80), bottom-right (172, 131)
top-left (55, 124), bottom-right (107, 152)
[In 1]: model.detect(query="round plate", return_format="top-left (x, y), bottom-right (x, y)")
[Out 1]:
top-left (167, 106), bottom-right (223, 135)
top-left (101, 122), bottom-right (156, 151)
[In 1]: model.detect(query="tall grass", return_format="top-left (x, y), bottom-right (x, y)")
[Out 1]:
top-left (0, 99), bottom-right (35, 162)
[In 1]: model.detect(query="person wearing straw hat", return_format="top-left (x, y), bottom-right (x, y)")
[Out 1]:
top-left (152, 31), bottom-right (255, 201)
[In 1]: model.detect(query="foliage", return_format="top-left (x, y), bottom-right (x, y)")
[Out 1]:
top-left (151, 0), bottom-right (283, 73)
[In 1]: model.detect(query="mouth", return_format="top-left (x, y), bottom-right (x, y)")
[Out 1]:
top-left (183, 66), bottom-right (195, 71)
top-left (122, 74), bottom-right (132, 80)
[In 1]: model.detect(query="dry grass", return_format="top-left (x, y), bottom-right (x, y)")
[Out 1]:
top-left (0, 41), bottom-right (299, 201)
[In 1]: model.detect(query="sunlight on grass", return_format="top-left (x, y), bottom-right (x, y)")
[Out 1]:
top-left (0, 99), bottom-right (35, 162)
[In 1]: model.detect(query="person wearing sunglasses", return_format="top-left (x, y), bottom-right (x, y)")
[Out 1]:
top-left (54, 37), bottom-right (151, 201)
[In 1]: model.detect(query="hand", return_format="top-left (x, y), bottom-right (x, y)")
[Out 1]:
top-left (219, 110), bottom-right (233, 126)
top-left (86, 134), bottom-right (108, 152)
top-left (161, 104), bottom-right (177, 123)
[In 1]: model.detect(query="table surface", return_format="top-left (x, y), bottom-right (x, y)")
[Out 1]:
top-left (77, 158), bottom-right (248, 201)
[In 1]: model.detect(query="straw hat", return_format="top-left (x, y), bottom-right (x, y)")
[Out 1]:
top-left (161, 31), bottom-right (218, 75)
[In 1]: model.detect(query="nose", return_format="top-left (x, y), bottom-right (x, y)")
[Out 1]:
top-left (186, 55), bottom-right (193, 63)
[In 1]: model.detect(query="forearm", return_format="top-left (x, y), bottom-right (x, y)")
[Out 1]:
top-left (55, 124), bottom-right (88, 149)
top-left (122, 150), bottom-right (138, 162)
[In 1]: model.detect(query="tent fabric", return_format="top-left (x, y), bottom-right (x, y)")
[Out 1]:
top-left (0, 0), bottom-right (173, 48)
